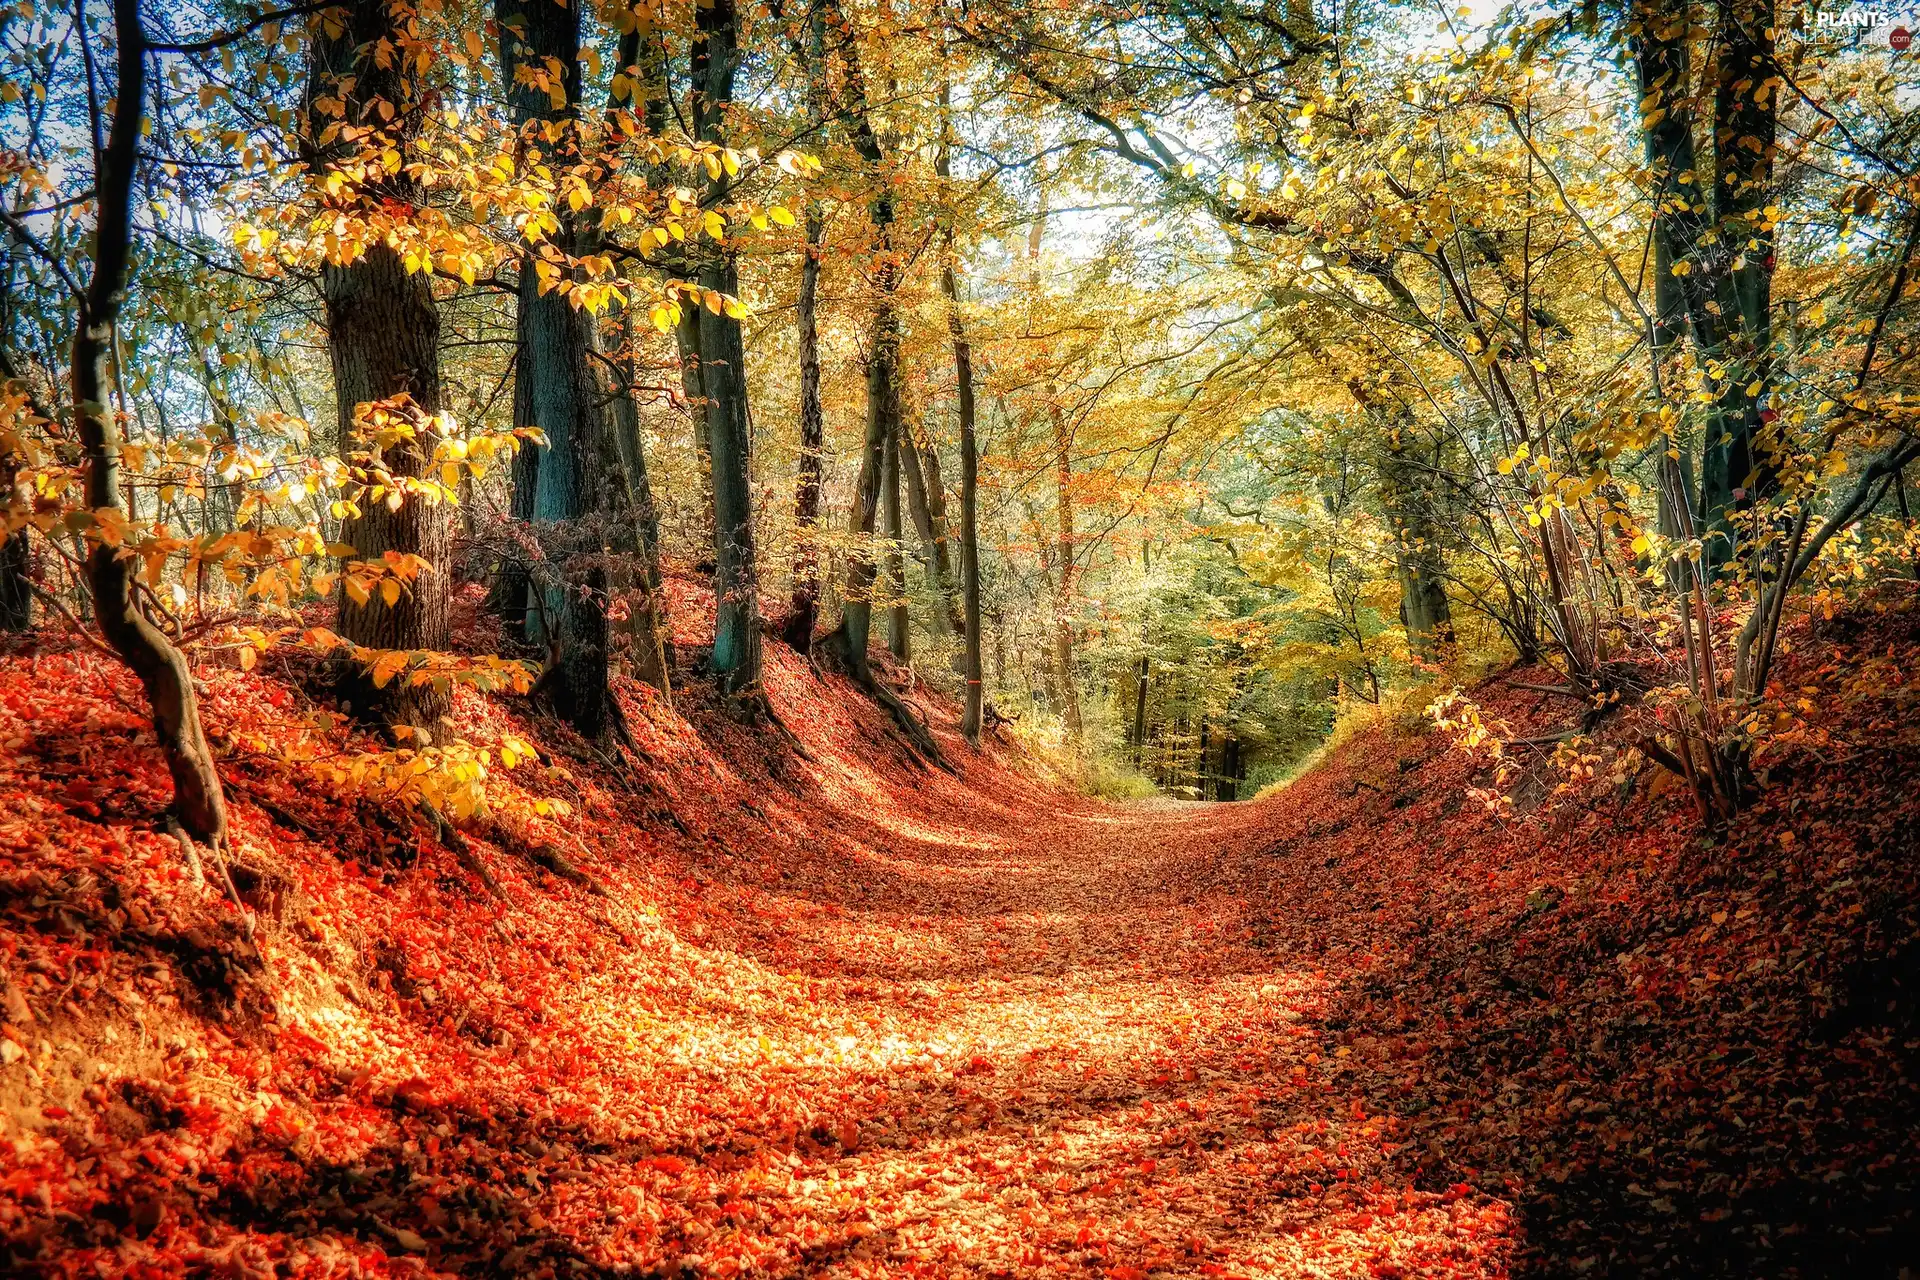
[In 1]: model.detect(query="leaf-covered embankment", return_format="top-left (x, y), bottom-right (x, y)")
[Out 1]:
top-left (2, 587), bottom-right (1917, 1278)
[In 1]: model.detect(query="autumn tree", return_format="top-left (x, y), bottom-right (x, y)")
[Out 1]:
top-left (303, 0), bottom-right (453, 731)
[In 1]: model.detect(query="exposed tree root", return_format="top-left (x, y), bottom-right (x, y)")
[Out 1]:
top-left (418, 801), bottom-right (508, 901)
top-left (815, 626), bottom-right (952, 772)
top-left (166, 817), bottom-right (255, 939)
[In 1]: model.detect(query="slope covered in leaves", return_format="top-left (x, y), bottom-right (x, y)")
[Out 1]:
top-left (2, 588), bottom-right (1917, 1279)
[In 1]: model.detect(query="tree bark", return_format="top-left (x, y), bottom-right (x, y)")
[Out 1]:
top-left (1050, 406), bottom-right (1082, 738)
top-left (899, 418), bottom-right (961, 638)
top-left (693, 0), bottom-right (764, 705)
top-left (1632, 0), bottom-right (1778, 570)
top-left (1698, 0), bottom-right (1779, 566)
top-left (1377, 428), bottom-right (1454, 659)
top-left (1132, 655), bottom-right (1149, 766)
top-left (936, 82), bottom-right (984, 744)
top-left (1217, 736), bottom-right (1240, 801)
top-left (80, 0), bottom-right (228, 842)
top-left (782, 0), bottom-right (829, 653)
top-left (882, 414), bottom-right (910, 661)
top-left (606, 311), bottom-right (672, 693)
top-left (495, 0), bottom-right (629, 740)
top-left (307, 0), bottom-right (451, 730)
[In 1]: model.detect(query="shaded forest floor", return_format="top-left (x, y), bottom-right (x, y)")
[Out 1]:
top-left (2, 581), bottom-right (1918, 1278)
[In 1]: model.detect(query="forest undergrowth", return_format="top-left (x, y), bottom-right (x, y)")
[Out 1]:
top-left (1, 579), bottom-right (1916, 1279)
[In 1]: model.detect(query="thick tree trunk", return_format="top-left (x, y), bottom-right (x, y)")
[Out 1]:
top-left (496, 0), bottom-right (626, 740)
top-left (80, 0), bottom-right (228, 843)
top-left (1698, 0), bottom-right (1779, 567)
top-left (1377, 431), bottom-right (1454, 659)
top-left (0, 309), bottom-right (35, 630)
top-left (1217, 736), bottom-right (1241, 801)
top-left (1632, 0), bottom-right (1778, 572)
top-left (836, 300), bottom-right (899, 674)
top-left (698, 253), bottom-right (763, 701)
top-left (1197, 717), bottom-right (1211, 799)
top-left (0, 532), bottom-right (28, 631)
top-left (689, 0), bottom-right (764, 707)
top-left (320, 248), bottom-right (452, 728)
top-left (308, 0), bottom-right (450, 730)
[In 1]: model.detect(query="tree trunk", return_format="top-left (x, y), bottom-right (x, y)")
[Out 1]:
top-left (1377, 430), bottom-right (1454, 659)
top-left (79, 0), bottom-right (228, 843)
top-left (1634, 1), bottom-right (1702, 586)
top-left (607, 312), bottom-right (672, 692)
top-left (883, 415), bottom-right (910, 661)
top-left (783, 0), bottom-right (829, 653)
top-left (1196, 716), bottom-right (1210, 799)
top-left (1051, 406), bottom-right (1082, 738)
top-left (690, 0), bottom-right (764, 706)
top-left (937, 82), bottom-right (984, 744)
top-left (320, 249), bottom-right (452, 728)
top-left (496, 0), bottom-right (626, 740)
top-left (784, 202), bottom-right (828, 651)
top-left (836, 292), bottom-right (899, 675)
top-left (1632, 0), bottom-right (1778, 572)
top-left (308, 0), bottom-right (450, 730)
top-left (899, 419), bottom-right (962, 638)
top-left (1698, 0), bottom-right (1779, 568)
top-left (1132, 655), bottom-right (1149, 766)
top-left (0, 531), bottom-right (28, 631)
top-left (1217, 737), bottom-right (1241, 801)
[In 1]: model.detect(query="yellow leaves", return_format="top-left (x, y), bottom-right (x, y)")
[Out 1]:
top-left (774, 150), bottom-right (822, 177)
top-left (769, 205), bottom-right (796, 227)
top-left (523, 209), bottom-right (561, 244)
top-left (369, 648), bottom-right (410, 689)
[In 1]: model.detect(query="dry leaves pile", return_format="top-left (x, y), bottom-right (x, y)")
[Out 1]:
top-left (1, 584), bottom-right (1916, 1278)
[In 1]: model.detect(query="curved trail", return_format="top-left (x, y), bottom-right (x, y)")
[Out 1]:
top-left (635, 779), bottom-right (1512, 1278)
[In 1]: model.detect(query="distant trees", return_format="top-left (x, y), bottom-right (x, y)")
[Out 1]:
top-left (1, 0), bottom-right (1914, 822)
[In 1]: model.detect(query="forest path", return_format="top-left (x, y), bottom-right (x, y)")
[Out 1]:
top-left (674, 788), bottom-right (1511, 1276)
